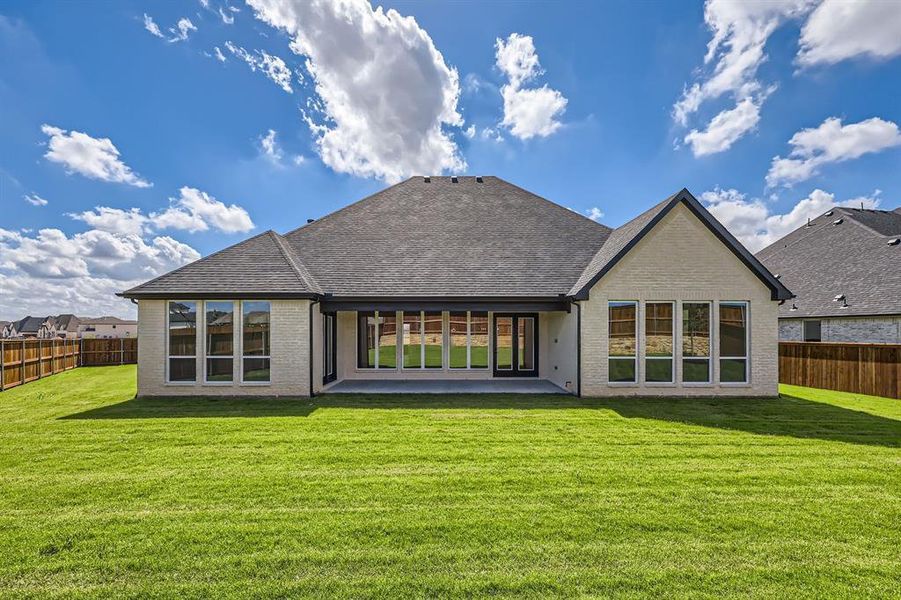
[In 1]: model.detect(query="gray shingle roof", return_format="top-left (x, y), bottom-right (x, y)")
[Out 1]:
top-left (756, 206), bottom-right (901, 318)
top-left (282, 176), bottom-right (611, 297)
top-left (121, 230), bottom-right (322, 298)
top-left (121, 178), bottom-right (790, 302)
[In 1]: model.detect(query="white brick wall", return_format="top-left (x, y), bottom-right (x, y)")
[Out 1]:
top-left (137, 299), bottom-right (311, 397)
top-left (780, 316), bottom-right (901, 344)
top-left (579, 204), bottom-right (780, 397)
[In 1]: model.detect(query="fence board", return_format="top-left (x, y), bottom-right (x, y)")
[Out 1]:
top-left (0, 338), bottom-right (136, 391)
top-left (779, 342), bottom-right (901, 399)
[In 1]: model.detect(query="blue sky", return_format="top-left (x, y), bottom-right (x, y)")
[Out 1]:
top-left (1, 0), bottom-right (900, 319)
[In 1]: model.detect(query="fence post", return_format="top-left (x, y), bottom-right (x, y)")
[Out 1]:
top-left (0, 340), bottom-right (4, 392)
top-left (79, 337), bottom-right (83, 368)
top-left (38, 339), bottom-right (42, 379)
top-left (120, 337), bottom-right (124, 365)
top-left (21, 339), bottom-right (26, 385)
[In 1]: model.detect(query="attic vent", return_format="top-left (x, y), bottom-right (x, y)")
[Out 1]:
top-left (423, 176), bottom-right (430, 183)
top-left (824, 210), bottom-right (833, 217)
top-left (451, 176), bottom-right (458, 183)
top-left (889, 238), bottom-right (900, 246)
top-left (832, 218), bottom-right (843, 225)
top-left (834, 293), bottom-right (849, 309)
top-left (476, 176), bottom-right (483, 183)
top-left (306, 218), bottom-right (315, 224)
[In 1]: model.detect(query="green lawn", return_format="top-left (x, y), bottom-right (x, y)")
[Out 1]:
top-left (1, 366), bottom-right (899, 598)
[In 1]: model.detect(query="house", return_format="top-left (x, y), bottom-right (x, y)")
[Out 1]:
top-left (77, 316), bottom-right (138, 339)
top-left (757, 206), bottom-right (901, 344)
top-left (2, 316), bottom-right (57, 339)
top-left (120, 177), bottom-right (791, 398)
top-left (52, 314), bottom-right (81, 339)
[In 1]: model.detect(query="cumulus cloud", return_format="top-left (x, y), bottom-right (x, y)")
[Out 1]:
top-left (143, 13), bottom-right (164, 38)
top-left (585, 207), bottom-right (604, 222)
top-left (152, 186), bottom-right (255, 233)
top-left (0, 227), bottom-right (200, 319)
top-left (674, 0), bottom-right (814, 155)
top-left (703, 187), bottom-right (881, 252)
top-left (24, 193), bottom-right (48, 206)
top-left (41, 124), bottom-right (152, 188)
top-left (247, 0), bottom-right (465, 183)
top-left (495, 33), bottom-right (567, 140)
top-left (225, 41), bottom-right (293, 93)
top-left (766, 117), bottom-right (901, 187)
top-left (168, 17), bottom-right (197, 43)
top-left (69, 187), bottom-right (254, 235)
top-left (257, 129), bottom-right (305, 167)
top-left (798, 0), bottom-right (901, 66)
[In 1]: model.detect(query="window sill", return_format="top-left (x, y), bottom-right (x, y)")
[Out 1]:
top-left (203, 381), bottom-right (235, 386)
top-left (643, 382), bottom-right (676, 387)
top-left (719, 382), bottom-right (751, 387)
top-left (682, 381), bottom-right (714, 386)
top-left (165, 382), bottom-right (197, 386)
top-left (240, 381), bottom-right (271, 386)
top-left (607, 382), bottom-right (639, 387)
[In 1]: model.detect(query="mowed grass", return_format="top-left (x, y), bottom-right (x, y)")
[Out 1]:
top-left (1, 367), bottom-right (900, 598)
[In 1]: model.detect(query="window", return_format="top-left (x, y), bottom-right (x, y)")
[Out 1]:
top-left (495, 316), bottom-right (513, 370)
top-left (645, 302), bottom-right (673, 382)
top-left (205, 301), bottom-right (234, 382)
top-left (449, 311), bottom-right (489, 369)
top-left (242, 301), bottom-right (270, 382)
top-left (719, 302), bottom-right (748, 383)
top-left (168, 301), bottom-right (197, 382)
top-left (803, 320), bottom-right (821, 342)
top-left (357, 311), bottom-right (397, 369)
top-left (608, 301), bottom-right (637, 383)
top-left (402, 311), bottom-right (442, 369)
top-left (682, 302), bottom-right (710, 383)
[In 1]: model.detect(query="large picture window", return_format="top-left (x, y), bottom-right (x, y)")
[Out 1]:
top-left (242, 301), bottom-right (270, 382)
top-left (719, 302), bottom-right (748, 383)
top-left (608, 301), bottom-right (637, 383)
top-left (168, 301), bottom-right (197, 382)
top-left (402, 311), bottom-right (442, 369)
top-left (682, 302), bottom-right (710, 383)
top-left (449, 311), bottom-right (489, 369)
top-left (645, 302), bottom-right (673, 383)
top-left (357, 311), bottom-right (397, 369)
top-left (205, 301), bottom-right (234, 382)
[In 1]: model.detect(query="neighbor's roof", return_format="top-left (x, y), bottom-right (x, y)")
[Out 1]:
top-left (79, 316), bottom-right (137, 325)
top-left (53, 314), bottom-right (79, 330)
top-left (13, 316), bottom-right (50, 333)
top-left (757, 206), bottom-right (901, 318)
top-left (121, 177), bottom-right (790, 301)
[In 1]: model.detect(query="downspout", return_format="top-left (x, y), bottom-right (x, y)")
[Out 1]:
top-left (309, 298), bottom-right (319, 398)
top-left (575, 300), bottom-right (582, 398)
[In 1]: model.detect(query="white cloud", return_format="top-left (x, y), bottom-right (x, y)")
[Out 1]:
top-left (143, 13), bottom-right (164, 38)
top-left (585, 207), bottom-right (604, 222)
top-left (224, 41), bottom-right (293, 93)
top-left (495, 33), bottom-right (567, 140)
top-left (247, 0), bottom-right (465, 183)
top-left (41, 124), bottom-right (152, 188)
top-left (683, 95), bottom-right (765, 157)
top-left (24, 193), bottom-right (48, 206)
top-left (219, 7), bottom-right (235, 24)
top-left (257, 129), bottom-right (305, 167)
top-left (673, 0), bottom-right (814, 154)
top-left (212, 46), bottom-right (226, 62)
top-left (152, 186), bottom-right (255, 233)
top-left (463, 125), bottom-right (476, 139)
top-left (0, 227), bottom-right (200, 319)
top-left (69, 206), bottom-right (149, 236)
top-left (766, 117), bottom-right (901, 187)
top-left (168, 17), bottom-right (197, 43)
top-left (798, 0), bottom-right (901, 66)
top-left (199, 0), bottom-right (209, 8)
top-left (703, 187), bottom-right (881, 251)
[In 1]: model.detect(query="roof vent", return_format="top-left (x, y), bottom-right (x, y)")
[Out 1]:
top-left (832, 218), bottom-right (843, 225)
top-left (476, 176), bottom-right (483, 183)
top-left (834, 293), bottom-right (849, 309)
top-left (423, 176), bottom-right (430, 183)
top-left (888, 238), bottom-right (900, 246)
top-left (451, 176), bottom-right (458, 183)
top-left (774, 273), bottom-right (781, 279)
top-left (306, 218), bottom-right (315, 224)
top-left (789, 303), bottom-right (798, 311)
top-left (824, 210), bottom-right (833, 217)
top-left (805, 218), bottom-right (812, 228)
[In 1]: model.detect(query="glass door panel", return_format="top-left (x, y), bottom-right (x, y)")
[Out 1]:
top-left (493, 313), bottom-right (538, 377)
top-left (495, 316), bottom-right (513, 371)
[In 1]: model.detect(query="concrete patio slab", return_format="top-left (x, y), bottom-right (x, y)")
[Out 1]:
top-left (323, 379), bottom-right (569, 394)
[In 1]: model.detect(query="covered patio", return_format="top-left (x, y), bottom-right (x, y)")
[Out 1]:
top-left (322, 378), bottom-right (569, 394)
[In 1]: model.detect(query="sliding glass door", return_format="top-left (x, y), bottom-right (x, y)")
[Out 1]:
top-left (493, 313), bottom-right (538, 377)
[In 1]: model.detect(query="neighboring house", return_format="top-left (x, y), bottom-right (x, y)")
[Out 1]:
top-left (78, 317), bottom-right (138, 339)
top-left (121, 177), bottom-right (791, 398)
top-left (52, 314), bottom-right (81, 339)
top-left (757, 206), bottom-right (901, 344)
top-left (2, 316), bottom-right (58, 339)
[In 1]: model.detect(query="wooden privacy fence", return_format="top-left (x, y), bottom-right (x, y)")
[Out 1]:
top-left (779, 342), bottom-right (901, 399)
top-left (0, 338), bottom-right (137, 392)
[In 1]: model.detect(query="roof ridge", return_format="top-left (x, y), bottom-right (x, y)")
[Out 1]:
top-left (490, 176), bottom-right (614, 232)
top-left (283, 178), bottom-right (415, 239)
top-left (835, 206), bottom-right (901, 238)
top-left (120, 229), bottom-right (272, 296)
top-left (269, 230), bottom-right (322, 293)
